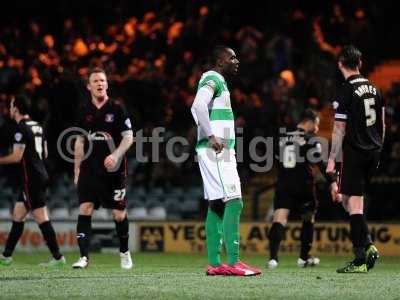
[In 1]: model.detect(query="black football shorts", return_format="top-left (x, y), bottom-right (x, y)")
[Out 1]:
top-left (77, 172), bottom-right (127, 210)
top-left (17, 180), bottom-right (47, 210)
top-left (338, 142), bottom-right (380, 196)
top-left (273, 180), bottom-right (318, 215)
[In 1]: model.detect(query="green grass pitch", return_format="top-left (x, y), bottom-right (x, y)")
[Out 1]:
top-left (0, 253), bottom-right (399, 299)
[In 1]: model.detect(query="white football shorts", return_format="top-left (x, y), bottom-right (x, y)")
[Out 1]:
top-left (197, 148), bottom-right (242, 201)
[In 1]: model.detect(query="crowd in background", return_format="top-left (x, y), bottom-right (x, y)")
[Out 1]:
top-left (0, 0), bottom-right (399, 220)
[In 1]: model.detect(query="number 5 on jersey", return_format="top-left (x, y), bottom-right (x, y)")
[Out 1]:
top-left (364, 97), bottom-right (376, 127)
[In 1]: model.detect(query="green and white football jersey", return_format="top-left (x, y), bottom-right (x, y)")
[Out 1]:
top-left (195, 70), bottom-right (235, 152)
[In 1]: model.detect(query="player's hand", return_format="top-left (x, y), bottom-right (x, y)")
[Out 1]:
top-left (326, 158), bottom-right (336, 174)
top-left (336, 193), bottom-right (343, 203)
top-left (330, 182), bottom-right (342, 203)
top-left (209, 135), bottom-right (224, 154)
top-left (104, 154), bottom-right (118, 171)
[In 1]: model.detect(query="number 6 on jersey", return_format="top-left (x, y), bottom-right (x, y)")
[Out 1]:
top-left (283, 145), bottom-right (296, 168)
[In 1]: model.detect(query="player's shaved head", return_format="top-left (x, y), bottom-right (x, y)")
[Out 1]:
top-left (210, 45), bottom-right (239, 77)
top-left (210, 45), bottom-right (230, 66)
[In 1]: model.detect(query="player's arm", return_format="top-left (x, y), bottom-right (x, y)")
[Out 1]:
top-left (328, 121), bottom-right (346, 163)
top-left (104, 131), bottom-right (134, 170)
top-left (327, 120), bottom-right (346, 176)
top-left (314, 150), bottom-right (338, 185)
top-left (308, 139), bottom-right (338, 190)
top-left (0, 144), bottom-right (25, 164)
top-left (326, 121), bottom-right (346, 202)
top-left (326, 89), bottom-right (348, 202)
top-left (74, 135), bottom-right (84, 185)
top-left (191, 82), bottom-right (223, 153)
top-left (104, 110), bottom-right (134, 170)
top-left (327, 87), bottom-right (348, 174)
top-left (74, 110), bottom-right (86, 185)
top-left (0, 130), bottom-right (26, 164)
top-left (315, 153), bottom-right (339, 201)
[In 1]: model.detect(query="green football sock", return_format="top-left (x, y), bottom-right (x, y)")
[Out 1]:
top-left (223, 198), bottom-right (243, 265)
top-left (206, 208), bottom-right (223, 266)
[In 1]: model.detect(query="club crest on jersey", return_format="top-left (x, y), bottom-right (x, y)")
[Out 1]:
top-left (85, 114), bottom-right (94, 122)
top-left (226, 184), bottom-right (237, 193)
top-left (125, 118), bottom-right (132, 129)
top-left (105, 114), bottom-right (114, 122)
top-left (225, 98), bottom-right (231, 108)
top-left (14, 132), bottom-right (23, 142)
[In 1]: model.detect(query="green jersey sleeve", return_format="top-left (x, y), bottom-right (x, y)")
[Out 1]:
top-left (198, 75), bottom-right (224, 98)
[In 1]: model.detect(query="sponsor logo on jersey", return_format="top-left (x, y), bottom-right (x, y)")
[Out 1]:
top-left (87, 131), bottom-right (112, 141)
top-left (105, 114), bottom-right (114, 122)
top-left (26, 121), bottom-right (38, 126)
top-left (332, 101), bottom-right (339, 109)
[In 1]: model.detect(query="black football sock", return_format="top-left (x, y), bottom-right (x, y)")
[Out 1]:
top-left (3, 221), bottom-right (24, 257)
top-left (115, 217), bottom-right (129, 253)
top-left (350, 214), bottom-right (366, 265)
top-left (77, 215), bottom-right (92, 258)
top-left (300, 221), bottom-right (314, 261)
top-left (365, 233), bottom-right (373, 250)
top-left (268, 222), bottom-right (284, 261)
top-left (361, 216), bottom-right (373, 250)
top-left (39, 221), bottom-right (62, 260)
